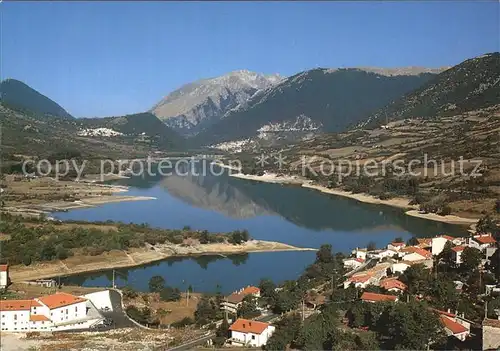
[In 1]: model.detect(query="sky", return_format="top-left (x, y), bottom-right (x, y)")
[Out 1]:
top-left (1, 1), bottom-right (499, 117)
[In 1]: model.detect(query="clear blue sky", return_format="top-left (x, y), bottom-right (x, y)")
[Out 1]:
top-left (2, 1), bottom-right (499, 117)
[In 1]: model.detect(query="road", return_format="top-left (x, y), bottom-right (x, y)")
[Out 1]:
top-left (166, 313), bottom-right (279, 351)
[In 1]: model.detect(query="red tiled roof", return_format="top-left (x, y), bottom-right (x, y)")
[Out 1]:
top-left (348, 274), bottom-right (372, 283)
top-left (355, 258), bottom-right (365, 263)
top-left (229, 318), bottom-right (269, 334)
top-left (241, 286), bottom-right (260, 295)
top-left (440, 315), bottom-right (468, 334)
top-left (360, 292), bottom-right (397, 302)
top-left (0, 264), bottom-right (8, 272)
top-left (452, 245), bottom-right (466, 252)
top-left (37, 292), bottom-right (86, 309)
top-left (225, 286), bottom-right (260, 304)
top-left (402, 246), bottom-right (432, 259)
top-left (380, 278), bottom-right (407, 291)
top-left (416, 238), bottom-right (432, 247)
top-left (30, 314), bottom-right (50, 322)
top-left (473, 235), bottom-right (497, 244)
top-left (0, 300), bottom-right (36, 311)
top-left (440, 235), bottom-right (455, 241)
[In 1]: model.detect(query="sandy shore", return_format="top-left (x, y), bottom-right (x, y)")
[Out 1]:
top-left (9, 240), bottom-right (316, 282)
top-left (231, 172), bottom-right (305, 184)
top-left (230, 172), bottom-right (478, 225)
top-left (405, 209), bottom-right (478, 225)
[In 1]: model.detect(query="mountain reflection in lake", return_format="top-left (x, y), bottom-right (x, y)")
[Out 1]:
top-left (56, 160), bottom-right (468, 293)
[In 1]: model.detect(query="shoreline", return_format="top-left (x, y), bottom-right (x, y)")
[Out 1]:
top-left (9, 240), bottom-right (316, 282)
top-left (230, 172), bottom-right (478, 226)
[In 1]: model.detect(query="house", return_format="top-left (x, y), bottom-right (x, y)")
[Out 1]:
top-left (390, 262), bottom-right (410, 274)
top-left (221, 286), bottom-right (260, 315)
top-left (344, 273), bottom-right (375, 289)
top-left (379, 277), bottom-right (407, 293)
top-left (416, 238), bottom-right (432, 250)
top-left (343, 257), bottom-right (365, 269)
top-left (452, 246), bottom-right (466, 265)
top-left (367, 249), bottom-right (399, 260)
top-left (469, 234), bottom-right (497, 251)
top-left (431, 236), bottom-right (453, 255)
top-left (483, 318), bottom-right (500, 350)
top-left (229, 318), bottom-right (275, 347)
top-left (360, 292), bottom-right (398, 303)
top-left (0, 264), bottom-right (9, 289)
top-left (352, 248), bottom-right (367, 260)
top-left (0, 292), bottom-right (103, 332)
top-left (437, 310), bottom-right (471, 341)
top-left (387, 242), bottom-right (406, 251)
top-left (401, 246), bottom-right (433, 261)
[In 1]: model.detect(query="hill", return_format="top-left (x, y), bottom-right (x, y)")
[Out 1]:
top-left (193, 67), bottom-right (442, 147)
top-left (362, 52), bottom-right (500, 127)
top-left (0, 79), bottom-right (73, 119)
top-left (151, 70), bottom-right (282, 135)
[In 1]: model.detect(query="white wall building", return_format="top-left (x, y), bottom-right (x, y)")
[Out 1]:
top-left (352, 248), bottom-right (367, 260)
top-left (468, 234), bottom-right (497, 251)
top-left (0, 292), bottom-right (104, 332)
top-left (432, 236), bottom-right (450, 256)
top-left (0, 265), bottom-right (9, 289)
top-left (221, 286), bottom-right (260, 315)
top-left (391, 262), bottom-right (410, 274)
top-left (343, 257), bottom-right (365, 269)
top-left (452, 246), bottom-right (465, 265)
top-left (229, 318), bottom-right (275, 347)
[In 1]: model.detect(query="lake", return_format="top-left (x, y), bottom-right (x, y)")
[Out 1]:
top-left (57, 161), bottom-right (467, 294)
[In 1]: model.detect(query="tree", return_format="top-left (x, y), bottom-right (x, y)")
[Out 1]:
top-left (495, 200), bottom-right (500, 214)
top-left (316, 244), bottom-right (334, 263)
top-left (265, 313), bottom-right (302, 350)
top-left (237, 295), bottom-right (260, 319)
top-left (148, 275), bottom-right (165, 293)
top-left (393, 237), bottom-right (404, 243)
top-left (214, 318), bottom-right (230, 347)
top-left (461, 247), bottom-right (482, 272)
top-left (437, 241), bottom-right (455, 269)
top-left (400, 264), bottom-right (430, 295)
top-left (199, 230), bottom-right (210, 244)
top-left (427, 277), bottom-right (459, 310)
top-left (160, 286), bottom-right (181, 302)
top-left (376, 301), bottom-right (445, 350)
top-left (194, 295), bottom-right (218, 325)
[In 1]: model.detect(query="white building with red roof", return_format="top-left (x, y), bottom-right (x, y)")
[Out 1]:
top-left (343, 257), bottom-right (365, 269)
top-left (452, 245), bottom-right (466, 265)
top-left (0, 292), bottom-right (103, 332)
top-left (469, 234), bottom-right (497, 251)
top-left (379, 277), bottom-right (407, 293)
top-left (221, 286), bottom-right (261, 315)
top-left (229, 318), bottom-right (275, 347)
top-left (435, 310), bottom-right (471, 341)
top-left (360, 292), bottom-right (398, 303)
top-left (401, 246), bottom-right (433, 262)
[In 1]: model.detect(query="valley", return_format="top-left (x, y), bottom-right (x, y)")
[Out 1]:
top-left (0, 3), bottom-right (499, 349)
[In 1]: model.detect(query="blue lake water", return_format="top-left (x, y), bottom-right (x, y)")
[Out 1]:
top-left (57, 163), bottom-right (467, 294)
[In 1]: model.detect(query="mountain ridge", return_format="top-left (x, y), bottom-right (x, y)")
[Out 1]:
top-left (150, 70), bottom-right (282, 135)
top-left (0, 78), bottom-right (73, 119)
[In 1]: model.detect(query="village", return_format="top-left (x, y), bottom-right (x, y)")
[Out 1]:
top-left (0, 225), bottom-right (499, 350)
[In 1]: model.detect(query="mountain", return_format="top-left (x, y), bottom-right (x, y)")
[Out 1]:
top-left (151, 70), bottom-right (282, 135)
top-left (79, 112), bottom-right (184, 150)
top-left (0, 78), bottom-right (73, 119)
top-left (362, 52), bottom-right (500, 127)
top-left (193, 67), bottom-right (443, 147)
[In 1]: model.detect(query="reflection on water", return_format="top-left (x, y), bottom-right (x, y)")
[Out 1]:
top-left (63, 252), bottom-right (310, 294)
top-left (57, 160), bottom-right (468, 293)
